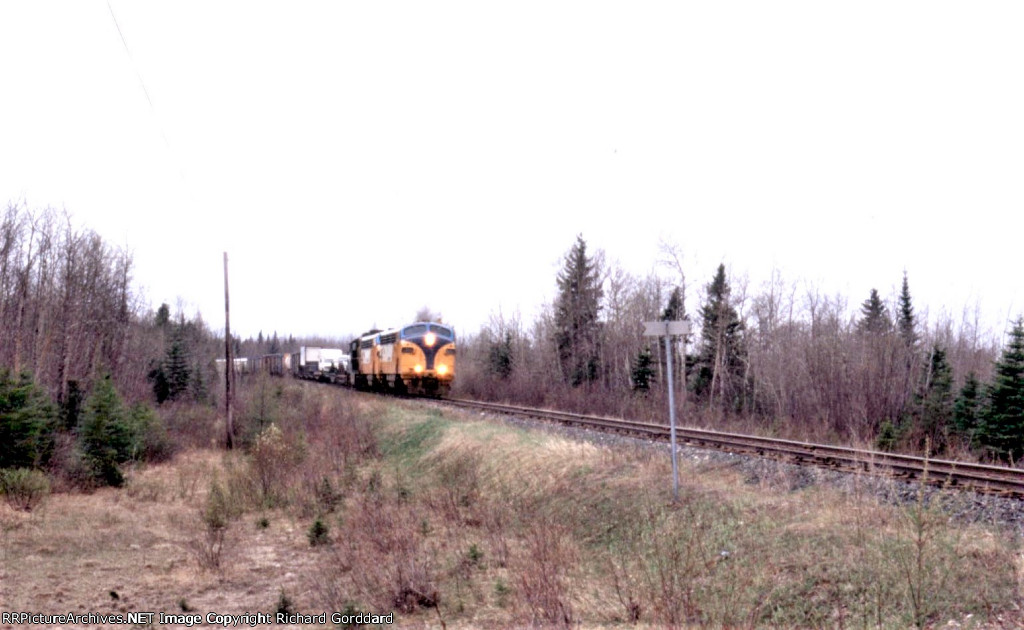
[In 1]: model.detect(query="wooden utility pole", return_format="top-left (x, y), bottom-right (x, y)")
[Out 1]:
top-left (223, 252), bottom-right (234, 449)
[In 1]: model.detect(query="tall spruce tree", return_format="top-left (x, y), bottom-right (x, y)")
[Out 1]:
top-left (553, 235), bottom-right (603, 386)
top-left (694, 264), bottom-right (746, 411)
top-left (979, 318), bottom-right (1024, 460)
top-left (894, 273), bottom-right (920, 423)
top-left (147, 320), bottom-right (197, 404)
top-left (155, 302), bottom-right (171, 329)
top-left (896, 273), bottom-right (918, 348)
top-left (164, 330), bottom-right (192, 401)
top-left (953, 372), bottom-right (983, 443)
top-left (857, 288), bottom-right (891, 335)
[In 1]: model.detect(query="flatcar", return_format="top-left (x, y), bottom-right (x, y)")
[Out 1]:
top-left (291, 346), bottom-right (349, 384)
top-left (351, 321), bottom-right (456, 396)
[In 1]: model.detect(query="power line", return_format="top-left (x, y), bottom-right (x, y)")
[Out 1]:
top-left (106, 2), bottom-right (190, 188)
top-left (107, 1), bottom-right (157, 115)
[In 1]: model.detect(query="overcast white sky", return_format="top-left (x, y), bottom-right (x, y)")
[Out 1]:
top-left (2, 2), bottom-right (1022, 342)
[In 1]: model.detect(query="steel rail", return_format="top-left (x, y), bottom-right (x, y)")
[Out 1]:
top-left (441, 397), bottom-right (1024, 499)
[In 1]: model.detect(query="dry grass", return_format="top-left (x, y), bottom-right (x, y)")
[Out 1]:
top-left (1, 382), bottom-right (1021, 628)
top-left (0, 451), bottom-right (326, 619)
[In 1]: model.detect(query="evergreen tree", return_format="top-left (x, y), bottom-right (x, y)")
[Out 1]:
top-left (0, 371), bottom-right (57, 469)
top-left (661, 286), bottom-right (687, 392)
top-left (694, 264), bottom-right (746, 410)
top-left (79, 375), bottom-right (133, 486)
top-left (553, 235), bottom-right (603, 386)
top-left (631, 346), bottom-right (654, 393)
top-left (857, 288), bottom-right (891, 335)
top-left (896, 273), bottom-right (918, 348)
top-left (147, 360), bottom-right (170, 404)
top-left (190, 360), bottom-right (210, 403)
top-left (155, 302), bottom-right (171, 329)
top-left (488, 332), bottom-right (514, 379)
top-left (269, 332), bottom-right (280, 354)
top-left (662, 286), bottom-right (685, 321)
top-left (126, 402), bottom-right (171, 462)
top-left (952, 372), bottom-right (983, 441)
top-left (60, 379), bottom-right (83, 431)
top-left (148, 322), bottom-right (195, 404)
top-left (916, 345), bottom-right (953, 450)
top-left (978, 318), bottom-right (1024, 461)
top-left (165, 330), bottom-right (192, 401)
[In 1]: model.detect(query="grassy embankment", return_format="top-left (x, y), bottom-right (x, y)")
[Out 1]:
top-left (1, 380), bottom-right (1021, 628)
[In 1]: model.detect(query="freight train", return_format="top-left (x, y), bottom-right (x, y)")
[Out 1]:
top-left (224, 321), bottom-right (456, 396)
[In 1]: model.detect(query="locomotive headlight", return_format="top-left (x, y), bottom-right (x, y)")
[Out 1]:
top-left (438, 364), bottom-right (448, 375)
top-left (414, 364), bottom-right (423, 374)
top-left (424, 332), bottom-right (436, 347)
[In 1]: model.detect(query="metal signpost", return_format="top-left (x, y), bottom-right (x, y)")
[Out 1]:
top-left (643, 320), bottom-right (690, 501)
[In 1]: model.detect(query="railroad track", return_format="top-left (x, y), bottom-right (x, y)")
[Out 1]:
top-left (440, 397), bottom-right (1024, 499)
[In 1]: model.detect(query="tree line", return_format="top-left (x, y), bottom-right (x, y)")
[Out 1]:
top-left (0, 203), bottom-right (219, 490)
top-left (457, 234), bottom-right (1023, 462)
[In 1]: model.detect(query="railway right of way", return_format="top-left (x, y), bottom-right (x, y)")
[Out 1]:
top-left (439, 397), bottom-right (1024, 500)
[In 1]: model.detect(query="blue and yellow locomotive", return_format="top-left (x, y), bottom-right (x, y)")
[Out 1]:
top-left (350, 322), bottom-right (456, 396)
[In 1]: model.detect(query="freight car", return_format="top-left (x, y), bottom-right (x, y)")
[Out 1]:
top-left (350, 322), bottom-right (455, 396)
top-left (258, 353), bottom-right (292, 376)
top-left (291, 346), bottom-right (349, 384)
top-left (215, 357), bottom-right (256, 375)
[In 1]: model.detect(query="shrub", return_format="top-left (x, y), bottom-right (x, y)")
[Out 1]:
top-left (315, 476), bottom-right (342, 514)
top-left (193, 481), bottom-right (233, 570)
top-left (165, 403), bottom-right (219, 449)
top-left (876, 420), bottom-right (900, 451)
top-left (515, 519), bottom-right (578, 627)
top-left (237, 373), bottom-right (282, 448)
top-left (322, 497), bottom-right (439, 615)
top-left (203, 480), bottom-right (231, 530)
top-left (0, 467), bottom-right (51, 511)
top-left (308, 518), bottom-right (331, 547)
top-left (249, 424), bottom-right (305, 507)
top-left (47, 433), bottom-right (98, 491)
top-left (275, 589), bottom-right (296, 616)
top-left (127, 403), bottom-right (174, 462)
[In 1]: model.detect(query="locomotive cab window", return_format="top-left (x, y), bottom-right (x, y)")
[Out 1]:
top-left (432, 325), bottom-right (453, 340)
top-left (402, 324), bottom-right (428, 337)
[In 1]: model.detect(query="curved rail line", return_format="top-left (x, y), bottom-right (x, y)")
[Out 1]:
top-left (439, 397), bottom-right (1024, 499)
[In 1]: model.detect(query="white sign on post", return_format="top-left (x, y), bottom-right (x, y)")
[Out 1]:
top-left (643, 320), bottom-right (689, 501)
top-left (643, 321), bottom-right (665, 337)
top-left (643, 321), bottom-right (691, 337)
